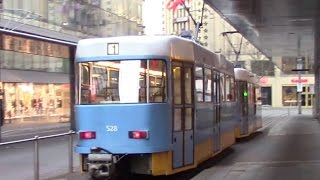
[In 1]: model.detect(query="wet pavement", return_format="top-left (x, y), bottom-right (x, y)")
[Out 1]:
top-left (192, 108), bottom-right (320, 180)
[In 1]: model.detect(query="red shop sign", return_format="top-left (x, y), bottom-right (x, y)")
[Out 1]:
top-left (291, 79), bottom-right (308, 83)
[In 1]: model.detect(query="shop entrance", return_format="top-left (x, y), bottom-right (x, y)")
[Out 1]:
top-left (301, 85), bottom-right (314, 107)
top-left (261, 87), bottom-right (272, 106)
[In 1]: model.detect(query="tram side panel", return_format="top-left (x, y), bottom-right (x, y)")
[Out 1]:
top-left (194, 102), bottom-right (215, 164)
top-left (255, 87), bottom-right (263, 129)
top-left (220, 101), bottom-right (237, 149)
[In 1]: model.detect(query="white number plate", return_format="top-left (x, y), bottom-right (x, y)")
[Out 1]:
top-left (106, 125), bottom-right (118, 132)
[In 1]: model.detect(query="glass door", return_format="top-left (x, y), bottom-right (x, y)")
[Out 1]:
top-left (172, 62), bottom-right (194, 168)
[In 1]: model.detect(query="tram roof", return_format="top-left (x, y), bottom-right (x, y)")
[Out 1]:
top-left (234, 68), bottom-right (259, 85)
top-left (76, 35), bottom-right (234, 75)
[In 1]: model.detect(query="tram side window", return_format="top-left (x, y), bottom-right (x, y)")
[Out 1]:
top-left (248, 84), bottom-right (252, 104)
top-left (184, 68), bottom-right (192, 104)
top-left (250, 84), bottom-right (255, 104)
top-left (230, 77), bottom-right (235, 101)
top-left (212, 71), bottom-right (218, 103)
top-left (195, 67), bottom-right (204, 102)
top-left (225, 76), bottom-right (235, 101)
top-left (204, 68), bottom-right (212, 102)
top-left (79, 60), bottom-right (167, 104)
top-left (149, 60), bottom-right (167, 103)
top-left (220, 73), bottom-right (225, 101)
top-left (173, 66), bottom-right (182, 104)
top-left (225, 75), bottom-right (231, 101)
top-left (256, 86), bottom-right (262, 105)
top-left (80, 64), bottom-right (90, 104)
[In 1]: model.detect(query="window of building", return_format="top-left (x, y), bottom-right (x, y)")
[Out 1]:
top-left (282, 86), bottom-right (297, 106)
top-left (251, 60), bottom-right (275, 76)
top-left (4, 83), bottom-right (70, 123)
top-left (234, 61), bottom-right (246, 68)
top-left (281, 56), bottom-right (313, 75)
top-left (282, 57), bottom-right (296, 75)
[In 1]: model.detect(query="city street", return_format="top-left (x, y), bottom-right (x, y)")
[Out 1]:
top-left (0, 0), bottom-right (319, 180)
top-left (0, 107), bottom-right (315, 180)
top-left (43, 107), bottom-right (315, 180)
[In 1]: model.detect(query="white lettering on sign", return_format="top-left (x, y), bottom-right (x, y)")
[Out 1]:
top-left (106, 125), bottom-right (118, 132)
top-left (107, 43), bottom-right (119, 55)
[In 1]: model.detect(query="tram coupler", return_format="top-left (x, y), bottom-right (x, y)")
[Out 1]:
top-left (87, 153), bottom-right (117, 179)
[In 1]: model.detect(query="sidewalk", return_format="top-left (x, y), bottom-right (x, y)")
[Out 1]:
top-left (261, 106), bottom-right (313, 117)
top-left (1, 121), bottom-right (71, 142)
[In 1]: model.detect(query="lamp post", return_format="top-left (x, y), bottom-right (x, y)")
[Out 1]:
top-left (297, 56), bottom-right (302, 114)
top-left (296, 33), bottom-right (302, 114)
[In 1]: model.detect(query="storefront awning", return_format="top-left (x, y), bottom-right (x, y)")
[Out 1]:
top-left (0, 69), bottom-right (70, 84)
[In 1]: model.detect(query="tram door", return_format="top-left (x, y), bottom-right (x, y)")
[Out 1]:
top-left (172, 62), bottom-right (194, 168)
top-left (239, 81), bottom-right (249, 135)
top-left (212, 71), bottom-right (221, 152)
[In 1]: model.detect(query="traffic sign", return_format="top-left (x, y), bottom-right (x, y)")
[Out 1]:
top-left (297, 84), bottom-right (303, 92)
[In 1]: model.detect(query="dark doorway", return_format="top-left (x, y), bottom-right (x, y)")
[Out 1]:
top-left (261, 87), bottom-right (272, 106)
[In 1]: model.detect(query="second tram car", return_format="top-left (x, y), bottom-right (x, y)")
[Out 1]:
top-left (74, 35), bottom-right (240, 179)
top-left (234, 68), bottom-right (262, 138)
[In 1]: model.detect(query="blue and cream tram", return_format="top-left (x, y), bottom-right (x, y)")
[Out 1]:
top-left (234, 68), bottom-right (262, 138)
top-left (74, 35), bottom-right (238, 179)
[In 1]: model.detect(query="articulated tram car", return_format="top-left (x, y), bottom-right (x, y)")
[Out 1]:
top-left (234, 68), bottom-right (262, 139)
top-left (74, 35), bottom-right (259, 179)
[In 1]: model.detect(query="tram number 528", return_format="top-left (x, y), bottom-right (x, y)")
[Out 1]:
top-left (106, 125), bottom-right (118, 132)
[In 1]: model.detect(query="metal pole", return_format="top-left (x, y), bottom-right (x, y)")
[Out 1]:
top-left (298, 70), bottom-right (302, 114)
top-left (297, 34), bottom-right (302, 114)
top-left (68, 131), bottom-right (74, 173)
top-left (288, 102), bottom-right (290, 116)
top-left (34, 136), bottom-right (39, 180)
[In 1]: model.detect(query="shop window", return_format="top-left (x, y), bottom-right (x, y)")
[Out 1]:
top-left (282, 86), bottom-right (297, 106)
top-left (3, 83), bottom-right (70, 123)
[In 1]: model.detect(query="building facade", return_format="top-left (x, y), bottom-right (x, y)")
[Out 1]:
top-left (0, 0), bottom-right (144, 124)
top-left (162, 0), bottom-right (314, 108)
